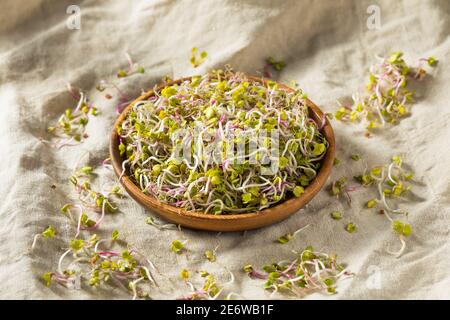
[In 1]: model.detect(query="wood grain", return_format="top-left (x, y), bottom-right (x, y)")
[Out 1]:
top-left (110, 75), bottom-right (335, 232)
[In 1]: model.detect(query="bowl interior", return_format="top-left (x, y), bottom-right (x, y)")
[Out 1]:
top-left (110, 75), bottom-right (335, 231)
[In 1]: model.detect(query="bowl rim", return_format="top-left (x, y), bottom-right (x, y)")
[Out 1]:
top-left (110, 74), bottom-right (335, 231)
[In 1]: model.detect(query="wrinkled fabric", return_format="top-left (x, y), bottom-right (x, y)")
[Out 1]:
top-left (0, 0), bottom-right (449, 299)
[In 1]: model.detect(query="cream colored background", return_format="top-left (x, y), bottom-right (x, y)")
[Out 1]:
top-left (0, 0), bottom-right (449, 299)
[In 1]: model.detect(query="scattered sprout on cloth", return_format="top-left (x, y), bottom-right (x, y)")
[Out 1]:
top-left (276, 224), bottom-right (310, 244)
top-left (96, 53), bottom-right (145, 113)
top-left (204, 245), bottom-right (219, 262)
top-left (117, 68), bottom-right (328, 214)
top-left (30, 225), bottom-right (56, 251)
top-left (335, 52), bottom-right (438, 130)
top-left (333, 157), bottom-right (341, 166)
top-left (329, 176), bottom-right (354, 205)
top-left (42, 231), bottom-right (157, 300)
top-left (243, 246), bottom-right (352, 297)
top-left (170, 240), bottom-right (187, 254)
top-left (330, 211), bottom-right (342, 220)
top-left (345, 223), bottom-right (357, 233)
top-left (45, 85), bottom-right (98, 149)
top-left (263, 56), bottom-right (286, 78)
top-left (116, 52), bottom-right (145, 78)
top-left (180, 269), bottom-right (190, 280)
top-left (64, 164), bottom-right (123, 236)
top-left (354, 155), bottom-right (415, 257)
top-left (178, 269), bottom-right (235, 300)
top-left (190, 47), bottom-right (208, 68)
top-left (145, 216), bottom-right (180, 231)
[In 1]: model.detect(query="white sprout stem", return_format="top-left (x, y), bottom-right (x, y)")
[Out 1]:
top-left (292, 224), bottom-right (311, 238)
top-left (58, 249), bottom-right (72, 275)
top-left (30, 234), bottom-right (41, 251)
top-left (386, 235), bottom-right (406, 258)
top-left (130, 277), bottom-right (145, 300)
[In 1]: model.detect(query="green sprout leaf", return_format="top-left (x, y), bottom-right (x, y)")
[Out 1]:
top-left (180, 269), bottom-right (189, 280)
top-left (293, 186), bottom-right (305, 197)
top-left (42, 272), bottom-right (53, 287)
top-left (117, 69), bottom-right (127, 78)
top-left (312, 143), bottom-right (326, 156)
top-left (170, 240), bottom-right (185, 254)
top-left (427, 56), bottom-right (438, 67)
top-left (204, 250), bottom-right (216, 262)
top-left (112, 229), bottom-right (119, 241)
top-left (243, 264), bottom-right (253, 274)
top-left (392, 220), bottom-right (412, 237)
top-left (345, 223), bottom-right (357, 233)
top-left (366, 199), bottom-right (378, 208)
top-left (70, 239), bottom-right (85, 251)
top-left (242, 193), bottom-right (252, 204)
top-left (41, 225), bottom-right (56, 238)
top-left (330, 211), bottom-right (342, 220)
top-left (277, 233), bottom-right (293, 244)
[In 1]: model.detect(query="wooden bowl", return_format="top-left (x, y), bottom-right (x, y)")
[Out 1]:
top-left (110, 75), bottom-right (335, 232)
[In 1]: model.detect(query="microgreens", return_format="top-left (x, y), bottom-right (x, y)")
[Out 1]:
top-left (204, 245), bottom-right (219, 262)
top-left (179, 269), bottom-right (235, 300)
top-left (335, 52), bottom-right (437, 130)
top-left (171, 240), bottom-right (187, 254)
top-left (66, 165), bottom-right (122, 235)
top-left (244, 246), bottom-right (352, 297)
top-left (45, 87), bottom-right (98, 149)
top-left (333, 158), bottom-right (341, 166)
top-left (31, 225), bottom-right (56, 251)
top-left (330, 211), bottom-right (342, 220)
top-left (180, 269), bottom-right (190, 280)
top-left (265, 57), bottom-right (286, 74)
top-left (329, 177), bottom-right (353, 204)
top-left (354, 155), bottom-right (415, 257)
top-left (345, 223), bottom-right (357, 233)
top-left (276, 224), bottom-right (310, 244)
top-left (204, 250), bottom-right (216, 262)
top-left (190, 47), bottom-right (208, 68)
top-left (118, 68), bottom-right (328, 214)
top-left (95, 53), bottom-right (145, 113)
top-left (43, 233), bottom-right (157, 299)
top-left (366, 199), bottom-right (378, 208)
top-left (330, 177), bottom-right (347, 196)
top-left (117, 53), bottom-right (145, 78)
top-left (145, 216), bottom-right (179, 230)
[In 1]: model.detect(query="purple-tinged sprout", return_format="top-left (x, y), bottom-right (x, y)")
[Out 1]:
top-left (118, 68), bottom-right (328, 214)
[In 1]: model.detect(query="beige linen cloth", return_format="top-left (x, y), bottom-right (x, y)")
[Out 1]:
top-left (0, 0), bottom-right (449, 299)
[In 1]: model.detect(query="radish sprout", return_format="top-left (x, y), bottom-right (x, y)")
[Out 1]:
top-left (171, 240), bottom-right (187, 254)
top-left (345, 223), bottom-right (357, 233)
top-left (190, 47), bottom-right (208, 68)
top-left (335, 52), bottom-right (438, 130)
top-left (118, 68), bottom-right (328, 214)
top-left (244, 246), bottom-right (352, 297)
top-left (276, 224), bottom-right (310, 244)
top-left (354, 155), bottom-right (415, 257)
top-left (31, 225), bottom-right (56, 251)
top-left (43, 232), bottom-right (156, 299)
top-left (330, 211), bottom-right (342, 220)
top-left (45, 89), bottom-right (98, 148)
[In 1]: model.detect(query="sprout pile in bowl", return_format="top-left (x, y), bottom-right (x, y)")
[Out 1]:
top-left (117, 69), bottom-right (328, 214)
